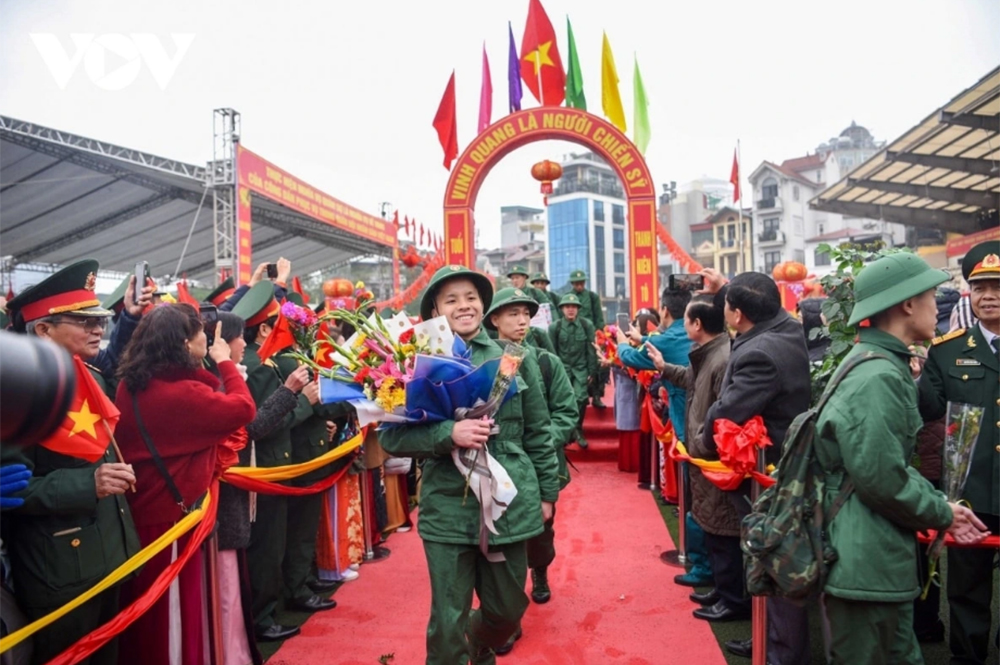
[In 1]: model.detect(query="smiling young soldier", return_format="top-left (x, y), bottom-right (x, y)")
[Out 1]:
top-left (917, 240), bottom-right (1000, 664)
top-left (484, 288), bottom-right (577, 656)
top-left (379, 266), bottom-right (560, 665)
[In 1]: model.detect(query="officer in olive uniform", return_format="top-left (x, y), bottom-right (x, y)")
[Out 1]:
top-left (283, 291), bottom-right (354, 609)
top-left (918, 240), bottom-right (1000, 664)
top-left (379, 266), bottom-right (560, 665)
top-left (4, 260), bottom-right (146, 665)
top-left (232, 283), bottom-right (330, 642)
top-left (485, 289), bottom-right (576, 641)
top-left (568, 269), bottom-right (607, 408)
top-left (530, 272), bottom-right (561, 319)
top-left (549, 292), bottom-right (598, 449)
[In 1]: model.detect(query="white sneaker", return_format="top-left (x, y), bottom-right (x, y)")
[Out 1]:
top-left (396, 525), bottom-right (412, 533)
top-left (340, 568), bottom-right (360, 582)
top-left (348, 563), bottom-right (360, 571)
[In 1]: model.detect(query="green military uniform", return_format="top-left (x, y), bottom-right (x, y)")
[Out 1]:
top-left (526, 326), bottom-right (554, 354)
top-left (568, 269), bottom-right (607, 406)
top-left (918, 241), bottom-right (1000, 663)
top-left (4, 261), bottom-right (139, 665)
top-left (507, 265), bottom-right (555, 323)
top-left (233, 283), bottom-right (317, 634)
top-left (549, 293), bottom-right (598, 448)
top-left (815, 253), bottom-right (954, 663)
top-left (530, 272), bottom-right (561, 320)
top-left (381, 267), bottom-right (560, 665)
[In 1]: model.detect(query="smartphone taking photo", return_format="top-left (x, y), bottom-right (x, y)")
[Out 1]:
top-left (133, 261), bottom-right (149, 305)
top-left (668, 274), bottom-right (704, 292)
top-left (615, 312), bottom-right (630, 332)
top-left (199, 304), bottom-right (219, 346)
top-left (266, 264), bottom-right (278, 280)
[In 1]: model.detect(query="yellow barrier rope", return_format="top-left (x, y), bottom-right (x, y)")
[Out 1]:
top-left (0, 490), bottom-right (213, 654)
top-left (223, 431), bottom-right (364, 482)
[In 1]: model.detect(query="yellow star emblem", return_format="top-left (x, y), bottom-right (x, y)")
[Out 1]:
top-left (524, 41), bottom-right (555, 77)
top-left (68, 399), bottom-right (102, 439)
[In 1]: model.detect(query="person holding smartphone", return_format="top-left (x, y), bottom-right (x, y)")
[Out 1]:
top-left (217, 258), bottom-right (293, 312)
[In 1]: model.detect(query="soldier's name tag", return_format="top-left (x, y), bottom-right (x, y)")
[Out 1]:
top-left (955, 359), bottom-right (981, 366)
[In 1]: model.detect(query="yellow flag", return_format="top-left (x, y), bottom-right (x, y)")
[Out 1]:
top-left (601, 32), bottom-right (626, 133)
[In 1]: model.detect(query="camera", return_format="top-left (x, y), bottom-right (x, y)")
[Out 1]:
top-left (0, 331), bottom-right (77, 448)
top-left (669, 274), bottom-right (705, 292)
top-left (266, 264), bottom-right (278, 280)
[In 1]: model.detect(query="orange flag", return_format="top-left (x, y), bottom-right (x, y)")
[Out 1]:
top-left (39, 356), bottom-right (120, 462)
top-left (257, 308), bottom-right (296, 362)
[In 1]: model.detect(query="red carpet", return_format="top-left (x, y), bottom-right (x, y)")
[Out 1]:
top-left (272, 396), bottom-right (726, 665)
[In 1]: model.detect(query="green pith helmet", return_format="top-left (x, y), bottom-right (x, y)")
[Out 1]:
top-left (848, 253), bottom-right (949, 326)
top-left (7, 260), bottom-right (113, 332)
top-left (569, 269), bottom-right (587, 283)
top-left (483, 287), bottom-right (540, 330)
top-left (507, 265), bottom-right (530, 278)
top-left (962, 241), bottom-right (1000, 282)
top-left (102, 275), bottom-right (131, 313)
top-left (559, 292), bottom-right (582, 308)
top-left (231, 281), bottom-right (280, 327)
top-left (419, 265), bottom-right (494, 321)
top-left (530, 272), bottom-right (551, 285)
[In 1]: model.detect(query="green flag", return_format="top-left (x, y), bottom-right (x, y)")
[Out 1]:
top-left (565, 17), bottom-right (586, 110)
top-left (633, 55), bottom-right (650, 154)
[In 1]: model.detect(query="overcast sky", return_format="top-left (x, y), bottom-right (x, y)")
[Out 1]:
top-left (1, 0), bottom-right (998, 253)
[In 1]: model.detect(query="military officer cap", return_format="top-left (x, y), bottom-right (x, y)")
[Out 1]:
top-left (558, 292), bottom-right (583, 309)
top-left (962, 241), bottom-right (1000, 283)
top-left (420, 265), bottom-right (494, 321)
top-left (286, 291), bottom-right (306, 308)
top-left (507, 265), bottom-right (530, 278)
top-left (205, 276), bottom-right (236, 307)
top-left (530, 272), bottom-right (551, 285)
top-left (569, 269), bottom-right (588, 283)
top-left (231, 281), bottom-right (280, 327)
top-left (314, 298), bottom-right (326, 315)
top-left (101, 275), bottom-right (131, 315)
top-left (8, 260), bottom-right (113, 332)
top-left (848, 253), bottom-right (949, 326)
top-left (484, 287), bottom-right (539, 330)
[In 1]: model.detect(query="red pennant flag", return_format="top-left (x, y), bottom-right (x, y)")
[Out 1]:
top-left (419, 224), bottom-right (426, 247)
top-left (291, 276), bottom-right (310, 304)
top-left (433, 71), bottom-right (458, 170)
top-left (404, 215), bottom-right (411, 237)
top-left (730, 149), bottom-right (740, 203)
top-left (176, 280), bottom-right (199, 306)
top-left (519, 0), bottom-right (565, 106)
top-left (39, 356), bottom-right (120, 462)
top-left (392, 210), bottom-right (400, 231)
top-left (257, 309), bottom-right (297, 363)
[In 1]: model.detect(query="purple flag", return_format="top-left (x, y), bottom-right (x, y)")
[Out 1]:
top-left (507, 21), bottom-right (522, 113)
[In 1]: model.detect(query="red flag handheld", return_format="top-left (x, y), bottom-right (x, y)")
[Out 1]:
top-left (519, 0), bottom-right (565, 106)
top-left (39, 356), bottom-right (121, 463)
top-left (257, 308), bottom-right (296, 362)
top-left (291, 276), bottom-right (310, 304)
top-left (176, 280), bottom-right (199, 307)
top-left (433, 71), bottom-right (458, 170)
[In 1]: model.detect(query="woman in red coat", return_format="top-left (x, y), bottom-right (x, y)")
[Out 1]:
top-left (114, 304), bottom-right (256, 665)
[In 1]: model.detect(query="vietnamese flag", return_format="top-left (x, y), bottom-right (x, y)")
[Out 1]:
top-left (176, 279), bottom-right (199, 307)
top-left (432, 71), bottom-right (458, 170)
top-left (291, 276), bottom-right (310, 304)
top-left (39, 356), bottom-right (120, 463)
top-left (519, 0), bottom-right (565, 106)
top-left (257, 308), bottom-right (297, 362)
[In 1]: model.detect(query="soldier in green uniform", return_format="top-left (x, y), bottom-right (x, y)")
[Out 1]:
top-left (283, 292), bottom-right (355, 608)
top-left (379, 266), bottom-right (560, 665)
top-left (232, 283), bottom-right (332, 643)
top-left (918, 240), bottom-right (1000, 664)
top-left (568, 269), bottom-right (607, 408)
top-left (484, 288), bottom-right (577, 655)
top-left (549, 292), bottom-right (598, 449)
top-left (530, 272), bottom-right (561, 319)
top-left (4, 260), bottom-right (148, 665)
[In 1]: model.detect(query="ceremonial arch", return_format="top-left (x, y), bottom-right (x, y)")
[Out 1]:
top-left (442, 108), bottom-right (660, 309)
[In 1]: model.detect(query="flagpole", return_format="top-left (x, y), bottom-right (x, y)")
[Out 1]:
top-left (737, 139), bottom-right (744, 274)
top-left (103, 421), bottom-right (136, 493)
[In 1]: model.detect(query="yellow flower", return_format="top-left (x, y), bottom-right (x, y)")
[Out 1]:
top-left (375, 378), bottom-right (406, 411)
top-left (355, 280), bottom-right (365, 289)
top-left (401, 344), bottom-right (416, 356)
top-left (352, 333), bottom-right (368, 350)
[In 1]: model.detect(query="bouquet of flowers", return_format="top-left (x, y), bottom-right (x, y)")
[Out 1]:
top-left (921, 400), bottom-right (984, 598)
top-left (280, 300), bottom-right (320, 352)
top-left (594, 325), bottom-right (621, 367)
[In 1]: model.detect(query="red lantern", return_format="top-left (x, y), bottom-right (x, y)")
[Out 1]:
top-left (783, 261), bottom-right (808, 282)
top-left (401, 245), bottom-right (421, 268)
top-left (323, 278), bottom-right (354, 298)
top-left (531, 160), bottom-right (563, 206)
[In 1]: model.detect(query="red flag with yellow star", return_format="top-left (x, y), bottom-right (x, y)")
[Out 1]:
top-left (519, 0), bottom-right (565, 106)
top-left (39, 356), bottom-right (119, 462)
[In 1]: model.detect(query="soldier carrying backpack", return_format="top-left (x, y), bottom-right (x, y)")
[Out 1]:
top-left (742, 253), bottom-right (989, 664)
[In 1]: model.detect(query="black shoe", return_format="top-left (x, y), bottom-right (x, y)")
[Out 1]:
top-left (689, 589), bottom-right (720, 606)
top-left (724, 638), bottom-right (752, 658)
top-left (494, 627), bottom-right (522, 656)
top-left (692, 601), bottom-right (751, 622)
top-left (293, 595), bottom-right (337, 612)
top-left (531, 568), bottom-right (551, 604)
top-left (256, 624), bottom-right (301, 641)
top-left (592, 398), bottom-right (606, 409)
top-left (309, 579), bottom-right (339, 593)
top-left (914, 621), bottom-right (945, 643)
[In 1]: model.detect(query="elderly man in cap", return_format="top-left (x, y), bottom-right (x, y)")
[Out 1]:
top-left (3, 259), bottom-right (149, 665)
top-left (918, 240), bottom-right (1000, 664)
top-left (568, 269), bottom-right (607, 408)
top-left (813, 251), bottom-right (990, 663)
top-left (530, 271), bottom-right (561, 319)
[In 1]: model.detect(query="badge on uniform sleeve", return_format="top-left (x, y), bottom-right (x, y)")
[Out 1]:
top-left (956, 358), bottom-right (982, 366)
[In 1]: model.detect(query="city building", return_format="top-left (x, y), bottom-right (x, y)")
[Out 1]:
top-left (708, 207), bottom-right (753, 278)
top-left (500, 205), bottom-right (545, 248)
top-left (546, 151), bottom-right (630, 318)
top-left (749, 122), bottom-right (907, 277)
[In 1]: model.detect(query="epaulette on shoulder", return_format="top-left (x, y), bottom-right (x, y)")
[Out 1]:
top-left (83, 362), bottom-right (102, 374)
top-left (263, 358), bottom-right (277, 368)
top-left (931, 328), bottom-right (965, 346)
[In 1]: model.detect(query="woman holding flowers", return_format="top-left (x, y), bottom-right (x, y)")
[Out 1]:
top-left (378, 265), bottom-right (560, 665)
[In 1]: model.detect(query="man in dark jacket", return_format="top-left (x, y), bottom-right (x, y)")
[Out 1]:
top-left (702, 271), bottom-right (812, 663)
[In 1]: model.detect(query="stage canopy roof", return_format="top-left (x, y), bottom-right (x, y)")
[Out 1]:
top-left (811, 67), bottom-right (999, 235)
top-left (0, 115), bottom-right (393, 284)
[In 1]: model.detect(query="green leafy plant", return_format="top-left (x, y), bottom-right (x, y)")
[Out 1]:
top-left (809, 241), bottom-right (909, 403)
